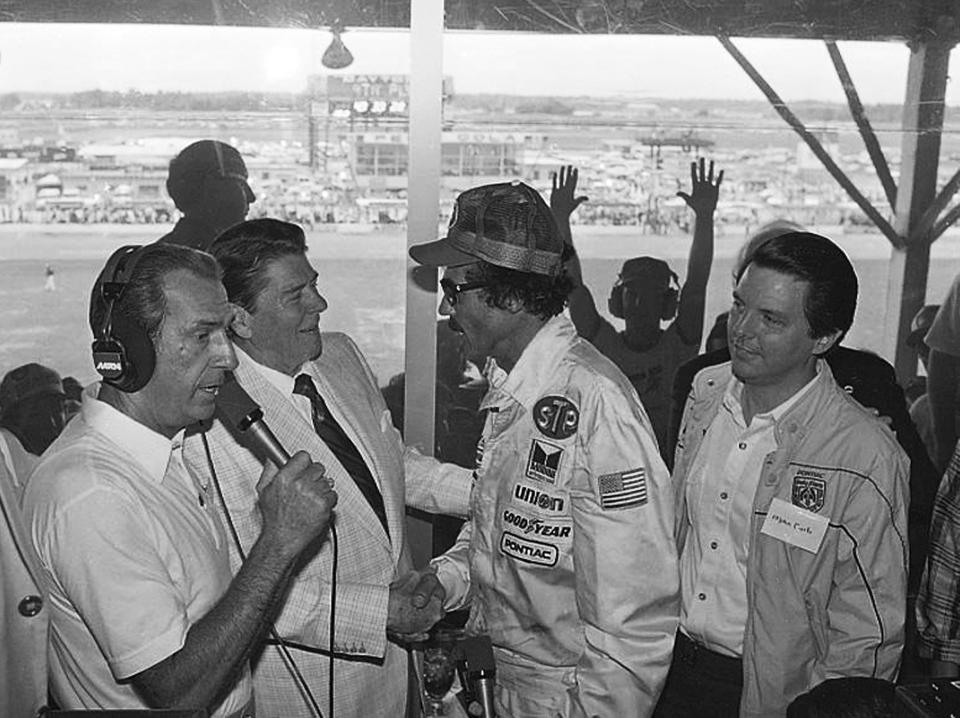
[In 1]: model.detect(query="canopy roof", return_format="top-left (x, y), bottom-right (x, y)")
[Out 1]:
top-left (3, 0), bottom-right (958, 44)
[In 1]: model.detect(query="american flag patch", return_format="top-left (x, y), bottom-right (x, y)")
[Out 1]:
top-left (598, 468), bottom-right (647, 510)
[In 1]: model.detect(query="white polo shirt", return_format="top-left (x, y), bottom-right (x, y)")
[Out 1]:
top-left (22, 385), bottom-right (251, 715)
top-left (679, 370), bottom-right (818, 657)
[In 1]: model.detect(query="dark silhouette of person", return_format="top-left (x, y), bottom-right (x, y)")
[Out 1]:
top-left (156, 140), bottom-right (255, 251)
top-left (0, 363), bottom-right (68, 456)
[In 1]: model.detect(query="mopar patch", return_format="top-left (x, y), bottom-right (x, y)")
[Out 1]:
top-left (500, 531), bottom-right (559, 566)
top-left (792, 471), bottom-right (826, 513)
top-left (526, 439), bottom-right (563, 484)
top-left (598, 468), bottom-right (648, 510)
top-left (532, 396), bottom-right (579, 439)
top-left (513, 483), bottom-right (565, 513)
top-left (502, 509), bottom-right (572, 539)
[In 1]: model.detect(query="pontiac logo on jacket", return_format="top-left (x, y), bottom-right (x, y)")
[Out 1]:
top-left (791, 471), bottom-right (826, 513)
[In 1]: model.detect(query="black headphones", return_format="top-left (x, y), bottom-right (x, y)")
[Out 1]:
top-left (91, 245), bottom-right (156, 393)
top-left (608, 269), bottom-right (681, 320)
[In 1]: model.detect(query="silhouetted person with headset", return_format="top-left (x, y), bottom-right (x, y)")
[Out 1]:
top-left (157, 140), bottom-right (256, 251)
top-left (552, 160), bottom-right (722, 455)
top-left (22, 243), bottom-right (336, 715)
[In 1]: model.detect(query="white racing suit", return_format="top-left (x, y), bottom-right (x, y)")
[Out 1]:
top-left (433, 315), bottom-right (680, 717)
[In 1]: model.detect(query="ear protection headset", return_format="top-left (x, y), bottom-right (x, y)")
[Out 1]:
top-left (91, 245), bottom-right (156, 393)
top-left (608, 266), bottom-right (681, 321)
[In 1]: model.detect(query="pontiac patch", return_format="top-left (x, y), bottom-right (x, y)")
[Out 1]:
top-left (500, 531), bottom-right (559, 566)
top-left (792, 472), bottom-right (826, 513)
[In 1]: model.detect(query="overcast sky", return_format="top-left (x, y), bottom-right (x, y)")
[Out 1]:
top-left (0, 23), bottom-right (956, 104)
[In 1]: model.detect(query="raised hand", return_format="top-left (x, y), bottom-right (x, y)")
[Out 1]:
top-left (550, 164), bottom-right (588, 224)
top-left (676, 157), bottom-right (723, 217)
top-left (386, 570), bottom-right (445, 643)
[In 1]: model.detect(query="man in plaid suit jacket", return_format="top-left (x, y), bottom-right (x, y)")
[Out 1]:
top-left (183, 219), bottom-right (473, 717)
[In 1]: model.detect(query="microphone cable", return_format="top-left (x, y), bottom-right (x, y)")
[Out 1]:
top-left (201, 431), bottom-right (339, 718)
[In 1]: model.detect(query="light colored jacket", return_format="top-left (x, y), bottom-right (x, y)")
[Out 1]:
top-left (0, 430), bottom-right (45, 718)
top-left (184, 333), bottom-right (472, 718)
top-left (434, 314), bottom-right (679, 717)
top-left (673, 361), bottom-right (909, 718)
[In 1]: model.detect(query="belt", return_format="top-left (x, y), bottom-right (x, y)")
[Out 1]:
top-left (674, 631), bottom-right (743, 686)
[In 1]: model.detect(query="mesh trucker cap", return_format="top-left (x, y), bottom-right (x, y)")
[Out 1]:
top-left (409, 181), bottom-right (563, 276)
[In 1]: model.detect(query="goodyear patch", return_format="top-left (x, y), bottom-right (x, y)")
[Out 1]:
top-left (792, 470), bottom-right (826, 513)
top-left (502, 509), bottom-right (572, 539)
top-left (500, 531), bottom-right (559, 566)
top-left (532, 395), bottom-right (579, 440)
top-left (526, 439), bottom-right (563, 484)
top-left (513, 483), bottom-right (565, 513)
top-left (598, 468), bottom-right (647, 510)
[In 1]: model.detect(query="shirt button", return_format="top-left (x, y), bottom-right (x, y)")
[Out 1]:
top-left (738, 441), bottom-right (747, 450)
top-left (18, 595), bottom-right (43, 617)
top-left (720, 491), bottom-right (729, 500)
top-left (698, 592), bottom-right (707, 601)
top-left (710, 541), bottom-right (718, 550)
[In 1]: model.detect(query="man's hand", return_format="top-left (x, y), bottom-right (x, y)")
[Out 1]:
top-left (676, 157), bottom-right (723, 217)
top-left (257, 451), bottom-right (337, 559)
top-left (386, 570), bottom-right (444, 643)
top-left (550, 165), bottom-right (588, 230)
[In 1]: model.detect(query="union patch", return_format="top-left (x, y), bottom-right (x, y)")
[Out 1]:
top-left (792, 475), bottom-right (826, 513)
top-left (532, 395), bottom-right (579, 439)
top-left (526, 439), bottom-right (563, 484)
top-left (598, 468), bottom-right (647, 510)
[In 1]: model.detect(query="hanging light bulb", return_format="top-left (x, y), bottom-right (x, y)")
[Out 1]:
top-left (322, 22), bottom-right (353, 70)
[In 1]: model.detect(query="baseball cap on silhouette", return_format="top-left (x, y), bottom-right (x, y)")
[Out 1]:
top-left (409, 181), bottom-right (563, 276)
top-left (619, 256), bottom-right (673, 287)
top-left (167, 140), bottom-right (255, 204)
top-left (0, 363), bottom-right (65, 416)
top-left (907, 304), bottom-right (940, 348)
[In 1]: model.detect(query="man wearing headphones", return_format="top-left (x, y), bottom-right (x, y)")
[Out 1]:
top-left (551, 161), bottom-right (722, 454)
top-left (184, 219), bottom-right (473, 717)
top-left (158, 139), bottom-right (256, 251)
top-left (22, 243), bottom-right (337, 716)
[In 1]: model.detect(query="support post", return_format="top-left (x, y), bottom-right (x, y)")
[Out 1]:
top-left (404, 0), bottom-right (444, 568)
top-left (884, 40), bottom-right (951, 384)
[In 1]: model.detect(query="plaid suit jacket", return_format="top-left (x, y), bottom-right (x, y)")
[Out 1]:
top-left (183, 333), bottom-right (472, 718)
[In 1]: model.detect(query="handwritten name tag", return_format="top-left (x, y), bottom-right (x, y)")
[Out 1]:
top-left (760, 497), bottom-right (829, 554)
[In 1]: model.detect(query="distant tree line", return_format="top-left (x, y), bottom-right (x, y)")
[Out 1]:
top-left (0, 91), bottom-right (956, 126)
top-left (3, 90), bottom-right (305, 112)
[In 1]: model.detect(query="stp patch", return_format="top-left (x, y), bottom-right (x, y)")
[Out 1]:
top-left (532, 395), bottom-right (579, 439)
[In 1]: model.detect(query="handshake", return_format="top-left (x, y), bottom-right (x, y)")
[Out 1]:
top-left (386, 569), bottom-right (445, 643)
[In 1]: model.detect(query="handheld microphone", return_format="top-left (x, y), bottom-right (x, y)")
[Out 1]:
top-left (459, 635), bottom-right (496, 717)
top-left (215, 371), bottom-right (291, 466)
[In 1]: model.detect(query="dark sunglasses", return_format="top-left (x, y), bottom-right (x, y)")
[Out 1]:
top-left (440, 278), bottom-right (488, 306)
